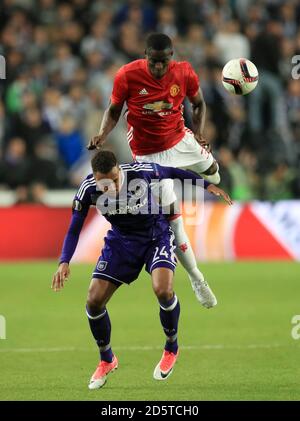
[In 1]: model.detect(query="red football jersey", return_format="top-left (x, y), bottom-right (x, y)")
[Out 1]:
top-left (110, 59), bottom-right (199, 155)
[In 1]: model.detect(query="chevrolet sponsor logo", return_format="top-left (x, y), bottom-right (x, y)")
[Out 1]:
top-left (143, 101), bottom-right (173, 112)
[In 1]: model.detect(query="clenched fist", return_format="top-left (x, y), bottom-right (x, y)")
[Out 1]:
top-left (87, 134), bottom-right (106, 150)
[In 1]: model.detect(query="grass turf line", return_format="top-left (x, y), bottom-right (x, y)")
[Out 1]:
top-left (0, 261), bottom-right (300, 400)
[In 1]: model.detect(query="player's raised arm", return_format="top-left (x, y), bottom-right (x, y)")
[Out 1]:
top-left (87, 101), bottom-right (123, 150)
top-left (184, 61), bottom-right (210, 151)
top-left (154, 164), bottom-right (233, 206)
top-left (87, 66), bottom-right (129, 150)
top-left (189, 89), bottom-right (209, 149)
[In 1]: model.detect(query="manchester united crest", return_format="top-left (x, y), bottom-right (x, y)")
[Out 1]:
top-left (170, 84), bottom-right (180, 97)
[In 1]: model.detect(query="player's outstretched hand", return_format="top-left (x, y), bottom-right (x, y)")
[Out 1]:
top-left (87, 134), bottom-right (106, 150)
top-left (52, 263), bottom-right (70, 292)
top-left (207, 184), bottom-right (233, 206)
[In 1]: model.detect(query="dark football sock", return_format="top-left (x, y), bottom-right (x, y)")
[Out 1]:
top-left (158, 294), bottom-right (180, 354)
top-left (86, 305), bottom-right (114, 363)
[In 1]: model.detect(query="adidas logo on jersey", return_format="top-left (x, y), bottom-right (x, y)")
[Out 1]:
top-left (139, 88), bottom-right (149, 95)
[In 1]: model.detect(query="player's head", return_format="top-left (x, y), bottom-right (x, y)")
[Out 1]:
top-left (91, 150), bottom-right (121, 195)
top-left (145, 33), bottom-right (173, 79)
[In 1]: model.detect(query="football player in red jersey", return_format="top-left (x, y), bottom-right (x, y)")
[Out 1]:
top-left (88, 33), bottom-right (221, 308)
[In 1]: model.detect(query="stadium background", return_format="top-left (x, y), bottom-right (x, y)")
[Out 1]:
top-left (1, 0), bottom-right (300, 402)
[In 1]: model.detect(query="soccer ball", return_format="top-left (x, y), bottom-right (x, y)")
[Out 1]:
top-left (222, 58), bottom-right (259, 95)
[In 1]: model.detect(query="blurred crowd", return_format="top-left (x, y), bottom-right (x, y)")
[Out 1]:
top-left (0, 0), bottom-right (300, 203)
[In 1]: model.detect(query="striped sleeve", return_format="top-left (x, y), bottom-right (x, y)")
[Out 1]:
top-left (59, 175), bottom-right (96, 264)
top-left (119, 162), bottom-right (155, 173)
top-left (73, 174), bottom-right (96, 215)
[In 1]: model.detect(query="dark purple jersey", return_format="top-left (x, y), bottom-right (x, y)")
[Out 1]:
top-left (59, 162), bottom-right (209, 264)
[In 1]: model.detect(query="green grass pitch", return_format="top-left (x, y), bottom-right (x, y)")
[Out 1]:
top-left (0, 261), bottom-right (300, 401)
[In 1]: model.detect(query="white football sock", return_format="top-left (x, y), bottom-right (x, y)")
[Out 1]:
top-left (169, 216), bottom-right (203, 282)
top-left (200, 170), bottom-right (220, 185)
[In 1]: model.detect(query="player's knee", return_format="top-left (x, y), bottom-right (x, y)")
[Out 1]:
top-left (206, 172), bottom-right (220, 185)
top-left (153, 284), bottom-right (174, 302)
top-left (86, 299), bottom-right (104, 316)
top-left (202, 161), bottom-right (218, 176)
top-left (202, 161), bottom-right (221, 185)
top-left (86, 287), bottom-right (105, 314)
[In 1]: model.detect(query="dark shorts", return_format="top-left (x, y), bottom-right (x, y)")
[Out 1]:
top-left (92, 227), bottom-right (177, 286)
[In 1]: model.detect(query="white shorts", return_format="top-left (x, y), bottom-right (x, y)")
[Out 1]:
top-left (135, 129), bottom-right (215, 206)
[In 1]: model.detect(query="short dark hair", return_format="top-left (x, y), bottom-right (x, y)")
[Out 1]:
top-left (146, 33), bottom-right (172, 51)
top-left (91, 150), bottom-right (117, 174)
